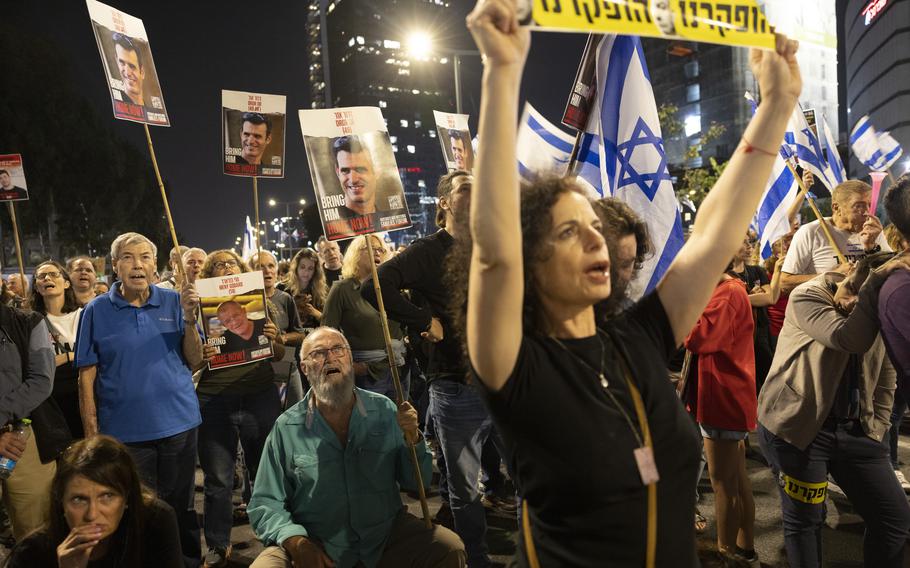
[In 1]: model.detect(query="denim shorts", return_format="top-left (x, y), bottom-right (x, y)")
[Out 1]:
top-left (700, 424), bottom-right (749, 441)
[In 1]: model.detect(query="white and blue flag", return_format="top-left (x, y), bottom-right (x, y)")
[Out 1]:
top-left (850, 114), bottom-right (903, 172)
top-left (576, 34), bottom-right (683, 299)
top-left (785, 106), bottom-right (834, 192)
top-left (743, 93), bottom-right (799, 259)
top-left (820, 113), bottom-right (846, 185)
top-left (515, 103), bottom-right (575, 181)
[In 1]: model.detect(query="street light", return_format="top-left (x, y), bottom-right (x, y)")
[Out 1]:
top-left (405, 31), bottom-right (479, 114)
top-left (268, 198), bottom-right (306, 260)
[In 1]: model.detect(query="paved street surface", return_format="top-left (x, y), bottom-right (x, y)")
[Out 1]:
top-left (3, 432), bottom-right (910, 566)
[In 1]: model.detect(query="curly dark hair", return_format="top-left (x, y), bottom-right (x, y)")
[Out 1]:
top-left (591, 198), bottom-right (653, 319)
top-left (445, 176), bottom-right (586, 351)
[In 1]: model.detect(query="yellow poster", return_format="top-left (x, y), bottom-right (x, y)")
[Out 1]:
top-left (529, 0), bottom-right (776, 50)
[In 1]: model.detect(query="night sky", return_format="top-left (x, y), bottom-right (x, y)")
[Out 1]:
top-left (13, 1), bottom-right (586, 252)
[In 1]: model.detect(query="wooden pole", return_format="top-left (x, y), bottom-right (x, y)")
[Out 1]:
top-left (6, 202), bottom-right (27, 301)
top-left (785, 161), bottom-right (847, 265)
top-left (253, 176), bottom-right (263, 257)
top-left (143, 124), bottom-right (188, 284)
top-left (364, 235), bottom-right (432, 527)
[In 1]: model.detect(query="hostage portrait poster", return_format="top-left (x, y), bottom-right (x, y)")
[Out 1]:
top-left (86, 0), bottom-right (170, 126)
top-left (195, 271), bottom-right (273, 370)
top-left (433, 110), bottom-right (474, 173)
top-left (299, 106), bottom-right (411, 241)
top-left (222, 90), bottom-right (287, 178)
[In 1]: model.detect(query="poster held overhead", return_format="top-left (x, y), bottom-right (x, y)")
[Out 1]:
top-left (195, 272), bottom-right (273, 370)
top-left (0, 155), bottom-right (29, 202)
top-left (300, 107), bottom-right (411, 241)
top-left (222, 90), bottom-right (287, 178)
top-left (86, 0), bottom-right (170, 126)
top-left (433, 111), bottom-right (474, 173)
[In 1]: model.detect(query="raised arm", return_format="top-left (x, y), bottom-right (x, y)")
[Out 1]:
top-left (657, 36), bottom-right (802, 345)
top-left (749, 258), bottom-right (784, 307)
top-left (465, 0), bottom-right (529, 391)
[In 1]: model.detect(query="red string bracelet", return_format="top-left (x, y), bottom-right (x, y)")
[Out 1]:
top-left (740, 138), bottom-right (777, 157)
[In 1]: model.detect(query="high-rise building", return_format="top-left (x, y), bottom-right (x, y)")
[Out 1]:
top-left (841, 0), bottom-right (910, 177)
top-left (307, 0), bottom-right (470, 242)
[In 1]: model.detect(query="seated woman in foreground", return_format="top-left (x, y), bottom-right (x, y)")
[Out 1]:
top-left (458, 0), bottom-right (802, 565)
top-left (8, 435), bottom-right (183, 568)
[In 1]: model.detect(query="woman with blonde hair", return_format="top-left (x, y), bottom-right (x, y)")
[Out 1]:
top-left (322, 234), bottom-right (408, 400)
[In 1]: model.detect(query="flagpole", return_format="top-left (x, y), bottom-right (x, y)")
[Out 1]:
top-left (144, 124), bottom-right (188, 284)
top-left (6, 203), bottom-right (27, 301)
top-left (785, 160), bottom-right (847, 264)
top-left (364, 235), bottom-right (432, 527)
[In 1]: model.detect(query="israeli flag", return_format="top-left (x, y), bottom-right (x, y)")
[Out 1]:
top-left (755, 156), bottom-right (799, 259)
top-left (850, 114), bottom-right (903, 172)
top-left (785, 106), bottom-right (834, 192)
top-left (820, 114), bottom-right (846, 185)
top-left (242, 215), bottom-right (257, 260)
top-left (515, 103), bottom-right (575, 181)
top-left (580, 34), bottom-right (683, 299)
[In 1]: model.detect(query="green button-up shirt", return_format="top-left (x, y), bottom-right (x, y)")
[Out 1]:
top-left (248, 388), bottom-right (431, 568)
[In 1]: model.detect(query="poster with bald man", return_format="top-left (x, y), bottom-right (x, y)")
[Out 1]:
top-left (433, 110), bottom-right (474, 173)
top-left (222, 90), bottom-right (287, 177)
top-left (86, 0), bottom-right (169, 126)
top-left (195, 271), bottom-right (273, 370)
top-left (299, 106), bottom-right (411, 241)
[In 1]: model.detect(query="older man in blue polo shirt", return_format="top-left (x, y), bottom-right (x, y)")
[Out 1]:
top-left (76, 232), bottom-right (205, 568)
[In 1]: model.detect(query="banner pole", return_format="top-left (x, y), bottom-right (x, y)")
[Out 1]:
top-left (143, 124), bottom-right (188, 284)
top-left (562, 33), bottom-right (602, 177)
top-left (364, 235), bottom-right (432, 527)
top-left (785, 160), bottom-right (847, 265)
top-left (6, 202), bottom-right (27, 301)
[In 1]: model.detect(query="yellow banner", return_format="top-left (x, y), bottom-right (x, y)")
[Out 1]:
top-left (530, 0), bottom-right (776, 50)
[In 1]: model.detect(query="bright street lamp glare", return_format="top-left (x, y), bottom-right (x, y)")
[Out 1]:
top-left (299, 198), bottom-right (306, 205)
top-left (268, 198), bottom-right (277, 207)
top-left (407, 31), bottom-right (433, 58)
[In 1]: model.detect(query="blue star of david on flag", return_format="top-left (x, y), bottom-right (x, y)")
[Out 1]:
top-left (616, 117), bottom-right (672, 201)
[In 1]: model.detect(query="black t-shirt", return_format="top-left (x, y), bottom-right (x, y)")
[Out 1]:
top-left (324, 266), bottom-right (342, 287)
top-left (8, 498), bottom-right (183, 568)
top-left (478, 293), bottom-right (701, 567)
top-left (732, 264), bottom-right (770, 330)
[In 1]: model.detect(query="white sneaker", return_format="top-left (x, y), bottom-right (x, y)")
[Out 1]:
top-left (895, 469), bottom-right (910, 492)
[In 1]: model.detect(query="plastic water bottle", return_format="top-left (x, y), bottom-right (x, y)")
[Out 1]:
top-left (0, 419), bottom-right (31, 480)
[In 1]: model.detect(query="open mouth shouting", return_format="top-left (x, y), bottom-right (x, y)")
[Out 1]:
top-left (584, 260), bottom-right (611, 285)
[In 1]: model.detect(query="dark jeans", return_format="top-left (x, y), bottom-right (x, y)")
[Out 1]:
top-left (127, 427), bottom-right (201, 568)
top-left (197, 387), bottom-right (281, 549)
top-left (355, 365), bottom-right (411, 403)
top-left (889, 389), bottom-right (908, 469)
top-left (758, 421), bottom-right (910, 568)
top-left (429, 379), bottom-right (498, 567)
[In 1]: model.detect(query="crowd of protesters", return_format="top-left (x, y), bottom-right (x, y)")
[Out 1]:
top-left (2, 2), bottom-right (910, 568)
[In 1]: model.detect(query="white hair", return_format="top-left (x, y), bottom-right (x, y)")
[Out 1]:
top-left (299, 326), bottom-right (351, 360)
top-left (110, 232), bottom-right (157, 261)
top-left (182, 247), bottom-right (207, 262)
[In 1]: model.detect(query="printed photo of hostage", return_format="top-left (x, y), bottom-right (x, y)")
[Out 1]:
top-left (222, 90), bottom-right (287, 178)
top-left (195, 272), bottom-right (273, 370)
top-left (0, 154), bottom-right (30, 202)
top-left (86, 0), bottom-right (170, 126)
top-left (433, 111), bottom-right (474, 173)
top-left (300, 106), bottom-right (411, 241)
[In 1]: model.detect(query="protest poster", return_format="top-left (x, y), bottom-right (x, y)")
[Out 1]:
top-left (299, 106), bottom-right (411, 241)
top-left (0, 155), bottom-right (29, 202)
top-left (803, 108), bottom-right (818, 138)
top-left (195, 271), bottom-right (273, 370)
top-left (519, 0), bottom-right (776, 50)
top-left (433, 111), bottom-right (474, 173)
top-left (86, 0), bottom-right (170, 126)
top-left (222, 90), bottom-right (287, 178)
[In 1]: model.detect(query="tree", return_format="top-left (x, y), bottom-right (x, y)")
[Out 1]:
top-left (658, 103), bottom-right (727, 209)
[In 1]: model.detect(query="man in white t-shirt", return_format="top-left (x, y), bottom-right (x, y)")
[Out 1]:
top-left (781, 179), bottom-right (891, 293)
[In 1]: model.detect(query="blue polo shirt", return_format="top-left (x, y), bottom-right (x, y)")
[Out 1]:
top-left (75, 283), bottom-right (201, 443)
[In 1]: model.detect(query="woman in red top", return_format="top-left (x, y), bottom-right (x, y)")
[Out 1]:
top-left (685, 266), bottom-right (758, 565)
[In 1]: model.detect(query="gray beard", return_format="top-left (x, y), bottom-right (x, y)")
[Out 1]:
top-left (312, 371), bottom-right (355, 408)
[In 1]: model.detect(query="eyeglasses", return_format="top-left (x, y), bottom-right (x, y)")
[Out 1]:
top-left (214, 260), bottom-right (239, 270)
top-left (35, 271), bottom-right (61, 281)
top-left (305, 345), bottom-right (349, 363)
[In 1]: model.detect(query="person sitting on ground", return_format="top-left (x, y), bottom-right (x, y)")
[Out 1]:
top-left (7, 435), bottom-right (183, 568)
top-left (247, 326), bottom-right (465, 568)
top-left (758, 252), bottom-right (910, 567)
top-left (28, 261), bottom-right (84, 439)
top-left (66, 257), bottom-right (100, 308)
